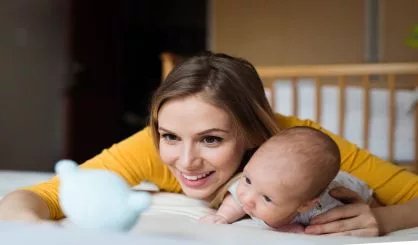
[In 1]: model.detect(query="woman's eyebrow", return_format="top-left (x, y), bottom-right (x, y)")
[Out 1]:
top-left (158, 127), bottom-right (230, 135)
top-left (197, 128), bottom-right (230, 135)
top-left (158, 126), bottom-right (174, 133)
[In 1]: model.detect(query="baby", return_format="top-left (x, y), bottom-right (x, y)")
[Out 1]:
top-left (200, 126), bottom-right (373, 231)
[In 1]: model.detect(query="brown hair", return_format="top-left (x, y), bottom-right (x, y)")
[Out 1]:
top-left (149, 51), bottom-right (279, 158)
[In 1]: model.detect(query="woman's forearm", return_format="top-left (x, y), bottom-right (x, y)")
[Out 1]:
top-left (0, 190), bottom-right (50, 221)
top-left (373, 197), bottom-right (418, 235)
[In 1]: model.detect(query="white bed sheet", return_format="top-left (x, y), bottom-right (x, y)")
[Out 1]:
top-left (1, 171), bottom-right (418, 245)
top-left (0, 170), bottom-right (54, 198)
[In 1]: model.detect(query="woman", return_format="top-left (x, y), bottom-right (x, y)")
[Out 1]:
top-left (0, 52), bottom-right (417, 236)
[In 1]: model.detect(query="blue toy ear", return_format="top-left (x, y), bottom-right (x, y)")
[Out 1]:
top-left (128, 191), bottom-right (152, 213)
top-left (55, 159), bottom-right (78, 176)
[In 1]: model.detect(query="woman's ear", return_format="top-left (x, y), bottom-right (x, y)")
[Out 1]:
top-left (297, 198), bottom-right (320, 213)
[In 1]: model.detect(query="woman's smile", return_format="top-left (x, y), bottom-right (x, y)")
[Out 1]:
top-left (178, 170), bottom-right (216, 188)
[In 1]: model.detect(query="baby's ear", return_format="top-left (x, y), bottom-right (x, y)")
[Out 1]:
top-left (297, 198), bottom-right (320, 213)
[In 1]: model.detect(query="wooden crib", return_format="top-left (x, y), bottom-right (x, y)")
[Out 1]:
top-left (160, 52), bottom-right (418, 173)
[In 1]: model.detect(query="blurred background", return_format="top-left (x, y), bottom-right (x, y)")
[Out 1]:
top-left (0, 0), bottom-right (417, 172)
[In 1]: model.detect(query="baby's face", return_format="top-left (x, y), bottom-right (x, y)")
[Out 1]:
top-left (236, 153), bottom-right (304, 228)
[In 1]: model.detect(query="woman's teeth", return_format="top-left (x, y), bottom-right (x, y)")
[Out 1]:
top-left (182, 172), bottom-right (212, 181)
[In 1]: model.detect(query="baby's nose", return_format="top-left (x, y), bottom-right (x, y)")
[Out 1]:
top-left (242, 195), bottom-right (256, 210)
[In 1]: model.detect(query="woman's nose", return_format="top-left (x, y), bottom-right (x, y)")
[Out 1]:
top-left (178, 143), bottom-right (200, 169)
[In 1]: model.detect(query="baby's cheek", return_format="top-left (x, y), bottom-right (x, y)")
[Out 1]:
top-left (236, 183), bottom-right (246, 201)
top-left (257, 206), bottom-right (274, 222)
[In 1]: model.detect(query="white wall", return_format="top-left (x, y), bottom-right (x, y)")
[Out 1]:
top-left (0, 1), bottom-right (69, 171)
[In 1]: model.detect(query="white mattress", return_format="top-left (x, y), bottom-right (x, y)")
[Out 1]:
top-left (1, 171), bottom-right (418, 244)
top-left (0, 170), bottom-right (54, 198)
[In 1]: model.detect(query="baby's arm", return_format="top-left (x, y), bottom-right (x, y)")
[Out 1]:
top-left (368, 195), bottom-right (384, 208)
top-left (200, 193), bottom-right (246, 224)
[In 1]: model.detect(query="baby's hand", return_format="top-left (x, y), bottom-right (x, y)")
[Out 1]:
top-left (199, 214), bottom-right (229, 224)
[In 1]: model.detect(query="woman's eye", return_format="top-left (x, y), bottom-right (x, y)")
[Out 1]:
top-left (245, 177), bottom-right (251, 185)
top-left (161, 133), bottom-right (178, 142)
top-left (202, 136), bottom-right (223, 145)
top-left (263, 195), bottom-right (272, 203)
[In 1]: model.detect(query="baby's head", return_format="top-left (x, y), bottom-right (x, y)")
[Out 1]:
top-left (236, 126), bottom-right (340, 228)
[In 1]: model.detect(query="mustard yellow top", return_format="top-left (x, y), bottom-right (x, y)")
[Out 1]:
top-left (23, 114), bottom-right (418, 219)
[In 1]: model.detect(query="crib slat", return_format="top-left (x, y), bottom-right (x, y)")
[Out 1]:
top-left (264, 78), bottom-right (276, 111)
top-left (292, 77), bottom-right (298, 116)
top-left (315, 77), bottom-right (322, 123)
top-left (338, 76), bottom-right (346, 137)
top-left (415, 100), bottom-right (418, 173)
top-left (415, 77), bottom-right (418, 173)
top-left (388, 74), bottom-right (396, 163)
top-left (362, 75), bottom-right (370, 150)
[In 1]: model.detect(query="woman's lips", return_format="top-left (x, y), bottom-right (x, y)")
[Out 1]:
top-left (179, 171), bottom-right (215, 188)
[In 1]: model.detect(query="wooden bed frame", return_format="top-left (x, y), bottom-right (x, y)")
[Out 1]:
top-left (160, 52), bottom-right (418, 173)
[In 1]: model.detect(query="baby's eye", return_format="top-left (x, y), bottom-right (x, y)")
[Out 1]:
top-left (263, 195), bottom-right (272, 202)
top-left (161, 133), bottom-right (178, 142)
top-left (245, 177), bottom-right (251, 185)
top-left (201, 136), bottom-right (223, 145)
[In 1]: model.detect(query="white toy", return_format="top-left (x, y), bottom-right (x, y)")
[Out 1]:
top-left (55, 159), bottom-right (152, 232)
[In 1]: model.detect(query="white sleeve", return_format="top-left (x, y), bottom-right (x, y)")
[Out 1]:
top-left (227, 179), bottom-right (241, 205)
top-left (331, 171), bottom-right (373, 203)
top-left (294, 171), bottom-right (373, 225)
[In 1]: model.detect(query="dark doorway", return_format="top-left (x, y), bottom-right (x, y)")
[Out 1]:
top-left (65, 0), bottom-right (207, 163)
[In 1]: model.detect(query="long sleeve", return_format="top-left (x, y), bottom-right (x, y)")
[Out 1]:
top-left (23, 127), bottom-right (181, 219)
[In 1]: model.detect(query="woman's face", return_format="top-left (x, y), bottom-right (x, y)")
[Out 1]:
top-left (157, 95), bottom-right (248, 200)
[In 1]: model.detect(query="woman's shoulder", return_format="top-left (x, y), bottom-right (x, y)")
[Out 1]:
top-left (106, 126), bottom-right (162, 175)
top-left (113, 127), bottom-right (181, 192)
top-left (273, 113), bottom-right (316, 129)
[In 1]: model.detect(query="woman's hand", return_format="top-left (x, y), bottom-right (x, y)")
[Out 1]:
top-left (0, 190), bottom-right (50, 222)
top-left (304, 187), bottom-right (380, 237)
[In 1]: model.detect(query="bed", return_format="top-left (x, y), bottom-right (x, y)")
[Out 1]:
top-left (161, 52), bottom-right (418, 173)
top-left (1, 171), bottom-right (418, 244)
